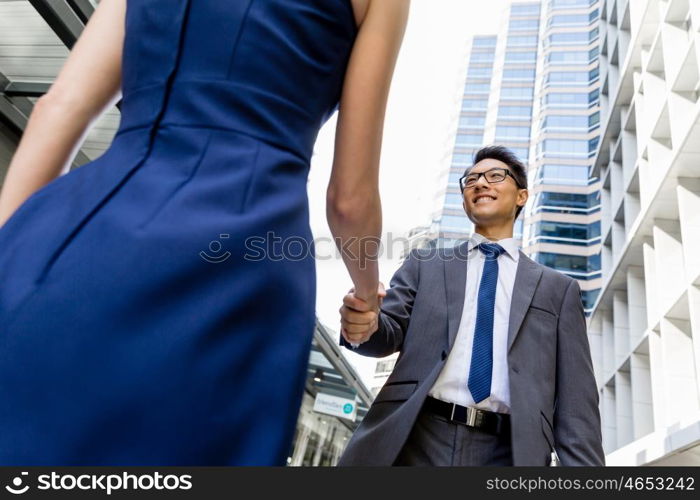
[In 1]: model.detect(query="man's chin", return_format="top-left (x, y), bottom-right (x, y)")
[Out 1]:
top-left (468, 210), bottom-right (499, 223)
top-left (468, 212), bottom-right (510, 227)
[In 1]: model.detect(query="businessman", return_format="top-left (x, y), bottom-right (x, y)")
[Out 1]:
top-left (337, 145), bottom-right (604, 466)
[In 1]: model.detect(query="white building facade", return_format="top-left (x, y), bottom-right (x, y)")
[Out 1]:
top-left (589, 0), bottom-right (700, 465)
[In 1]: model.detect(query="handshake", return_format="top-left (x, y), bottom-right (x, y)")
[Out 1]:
top-left (339, 282), bottom-right (386, 347)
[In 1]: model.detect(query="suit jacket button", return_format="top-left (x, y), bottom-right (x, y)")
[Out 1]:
top-left (441, 350), bottom-right (448, 360)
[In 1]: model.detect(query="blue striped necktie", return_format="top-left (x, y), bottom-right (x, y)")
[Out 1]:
top-left (468, 242), bottom-right (506, 404)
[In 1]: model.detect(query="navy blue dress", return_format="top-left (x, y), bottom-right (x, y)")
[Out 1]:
top-left (0, 0), bottom-right (357, 465)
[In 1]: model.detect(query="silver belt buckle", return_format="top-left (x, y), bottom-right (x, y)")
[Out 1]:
top-left (466, 406), bottom-right (478, 427)
top-left (449, 403), bottom-right (478, 427)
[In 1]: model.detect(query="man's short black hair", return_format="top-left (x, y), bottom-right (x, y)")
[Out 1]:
top-left (463, 145), bottom-right (528, 219)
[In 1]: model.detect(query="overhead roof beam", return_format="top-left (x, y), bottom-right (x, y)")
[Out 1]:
top-left (28, 0), bottom-right (86, 49)
top-left (66, 0), bottom-right (95, 24)
top-left (0, 71), bottom-right (29, 136)
top-left (3, 81), bottom-right (51, 98)
top-left (0, 96), bottom-right (28, 137)
top-left (0, 71), bottom-right (91, 165)
top-left (27, 1), bottom-right (122, 111)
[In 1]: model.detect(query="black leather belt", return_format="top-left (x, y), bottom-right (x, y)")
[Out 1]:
top-left (423, 396), bottom-right (511, 437)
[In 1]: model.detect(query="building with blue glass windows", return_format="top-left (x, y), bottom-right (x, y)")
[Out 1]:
top-left (523, 0), bottom-right (603, 315)
top-left (434, 34), bottom-right (499, 246)
top-left (435, 3), bottom-right (542, 246)
top-left (433, 0), bottom-right (602, 317)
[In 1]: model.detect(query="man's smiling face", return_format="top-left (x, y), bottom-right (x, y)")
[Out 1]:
top-left (461, 158), bottom-right (528, 227)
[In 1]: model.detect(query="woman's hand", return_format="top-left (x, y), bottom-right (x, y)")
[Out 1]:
top-left (339, 282), bottom-right (386, 346)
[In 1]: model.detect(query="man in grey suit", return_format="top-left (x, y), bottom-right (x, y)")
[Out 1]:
top-left (337, 145), bottom-right (604, 466)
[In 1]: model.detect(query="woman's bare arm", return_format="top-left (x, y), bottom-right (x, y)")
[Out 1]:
top-left (327, 0), bottom-right (410, 311)
top-left (0, 0), bottom-right (126, 227)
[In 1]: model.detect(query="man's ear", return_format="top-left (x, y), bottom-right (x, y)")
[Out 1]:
top-left (516, 188), bottom-right (529, 209)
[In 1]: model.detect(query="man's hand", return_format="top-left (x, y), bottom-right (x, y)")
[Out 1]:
top-left (340, 282), bottom-right (386, 346)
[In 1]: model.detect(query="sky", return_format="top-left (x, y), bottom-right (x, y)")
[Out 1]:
top-left (307, 0), bottom-right (510, 387)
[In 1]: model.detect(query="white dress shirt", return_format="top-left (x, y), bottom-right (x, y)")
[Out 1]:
top-left (428, 232), bottom-right (519, 414)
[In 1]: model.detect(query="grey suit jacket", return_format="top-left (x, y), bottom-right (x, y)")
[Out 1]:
top-left (338, 242), bottom-right (605, 466)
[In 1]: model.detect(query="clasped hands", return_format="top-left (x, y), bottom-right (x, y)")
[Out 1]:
top-left (339, 282), bottom-right (386, 347)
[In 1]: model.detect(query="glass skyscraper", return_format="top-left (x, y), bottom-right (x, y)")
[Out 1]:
top-left (435, 34), bottom-right (498, 246)
top-left (434, 0), bottom-right (602, 315)
top-left (436, 3), bottom-right (544, 246)
top-left (524, 0), bottom-right (603, 315)
top-left (498, 1), bottom-right (542, 242)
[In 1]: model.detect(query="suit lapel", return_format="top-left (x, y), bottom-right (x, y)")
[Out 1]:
top-left (444, 241), bottom-right (469, 349)
top-left (507, 251), bottom-right (543, 353)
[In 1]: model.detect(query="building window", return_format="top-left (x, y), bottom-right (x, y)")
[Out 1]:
top-left (473, 37), bottom-right (497, 47)
top-left (509, 147), bottom-right (529, 161)
top-left (455, 133), bottom-right (483, 148)
top-left (505, 51), bottom-right (538, 63)
top-left (542, 138), bottom-right (589, 154)
top-left (448, 171), bottom-right (464, 185)
top-left (581, 288), bottom-right (601, 310)
top-left (440, 215), bottom-right (471, 231)
top-left (547, 50), bottom-right (591, 64)
top-left (501, 86), bottom-right (534, 100)
top-left (495, 125), bottom-right (531, 140)
top-left (503, 68), bottom-right (536, 80)
top-left (508, 19), bottom-right (540, 30)
top-left (452, 153), bottom-right (473, 165)
top-left (464, 83), bottom-right (491, 93)
top-left (507, 35), bottom-right (538, 47)
top-left (546, 71), bottom-right (590, 85)
top-left (551, 0), bottom-right (595, 9)
top-left (498, 105), bottom-right (533, 118)
top-left (468, 67), bottom-right (493, 78)
top-left (462, 99), bottom-right (488, 110)
top-left (549, 11), bottom-right (598, 26)
top-left (545, 92), bottom-right (589, 105)
top-left (535, 252), bottom-right (600, 273)
top-left (533, 220), bottom-right (600, 241)
top-left (537, 164), bottom-right (590, 185)
top-left (470, 52), bottom-right (495, 62)
top-left (542, 114), bottom-right (589, 130)
top-left (511, 3), bottom-right (541, 15)
top-left (459, 115), bottom-right (486, 128)
top-left (533, 191), bottom-right (596, 211)
top-left (589, 136), bottom-right (599, 152)
top-left (548, 31), bottom-right (593, 45)
top-left (444, 193), bottom-right (464, 208)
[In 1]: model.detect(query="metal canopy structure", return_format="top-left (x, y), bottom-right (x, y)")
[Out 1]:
top-left (28, 0), bottom-right (90, 48)
top-left (307, 321), bottom-right (372, 431)
top-left (0, 0), bottom-right (118, 169)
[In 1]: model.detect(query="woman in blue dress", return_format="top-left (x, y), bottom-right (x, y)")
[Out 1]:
top-left (0, 0), bottom-right (409, 465)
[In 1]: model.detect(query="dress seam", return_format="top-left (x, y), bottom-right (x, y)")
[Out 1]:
top-left (226, 0), bottom-right (256, 79)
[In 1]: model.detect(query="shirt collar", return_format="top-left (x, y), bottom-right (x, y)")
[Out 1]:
top-left (467, 232), bottom-right (520, 262)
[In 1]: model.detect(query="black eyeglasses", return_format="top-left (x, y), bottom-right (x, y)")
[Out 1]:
top-left (459, 167), bottom-right (521, 191)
